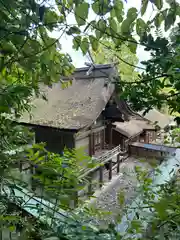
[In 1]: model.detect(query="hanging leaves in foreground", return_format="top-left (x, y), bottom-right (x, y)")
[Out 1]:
top-left (128, 39), bottom-right (137, 54)
top-left (121, 19), bottom-right (131, 35)
top-left (141, 0), bottom-right (148, 16)
top-left (154, 0), bottom-right (163, 10)
top-left (75, 2), bottom-right (89, 26)
top-left (127, 7), bottom-right (138, 22)
top-left (72, 36), bottom-right (81, 50)
top-left (92, 0), bottom-right (111, 16)
top-left (136, 18), bottom-right (147, 37)
top-left (154, 13), bottom-right (164, 28)
top-left (89, 35), bottom-right (99, 51)
top-left (80, 37), bottom-right (89, 55)
top-left (164, 10), bottom-right (176, 31)
top-left (114, 0), bottom-right (124, 22)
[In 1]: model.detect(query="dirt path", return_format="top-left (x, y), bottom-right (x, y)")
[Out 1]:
top-left (87, 156), bottom-right (158, 227)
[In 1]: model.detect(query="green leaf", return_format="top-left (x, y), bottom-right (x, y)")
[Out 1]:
top-left (177, 6), bottom-right (180, 16)
top-left (95, 30), bottom-right (102, 40)
top-left (118, 191), bottom-right (125, 206)
top-left (128, 40), bottom-right (137, 54)
top-left (109, 18), bottom-right (117, 33)
top-left (164, 11), bottom-right (176, 31)
top-left (127, 7), bottom-right (138, 22)
top-left (136, 18), bottom-right (147, 36)
top-left (95, 19), bottom-right (106, 39)
top-left (89, 35), bottom-right (99, 51)
top-left (2, 41), bottom-right (16, 54)
top-left (8, 225), bottom-right (16, 232)
top-left (114, 0), bottom-right (124, 22)
top-left (72, 36), bottom-right (81, 50)
top-left (121, 19), bottom-right (131, 35)
top-left (141, 0), bottom-right (148, 16)
top-left (66, 26), bottom-right (81, 35)
top-left (92, 1), bottom-right (110, 16)
top-left (98, 19), bottom-right (106, 32)
top-left (154, 0), bottom-right (163, 10)
top-left (110, 8), bottom-right (116, 18)
top-left (75, 2), bottom-right (89, 26)
top-left (44, 10), bottom-right (59, 30)
top-left (80, 38), bottom-right (89, 55)
top-left (154, 13), bottom-right (164, 28)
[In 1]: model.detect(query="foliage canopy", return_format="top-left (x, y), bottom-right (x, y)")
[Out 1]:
top-left (0, 0), bottom-right (180, 239)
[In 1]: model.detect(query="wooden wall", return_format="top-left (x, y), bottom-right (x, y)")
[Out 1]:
top-left (34, 126), bottom-right (75, 154)
top-left (75, 126), bottom-right (106, 156)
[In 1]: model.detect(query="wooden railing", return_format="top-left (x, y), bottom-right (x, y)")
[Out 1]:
top-left (79, 145), bottom-right (124, 177)
top-left (77, 145), bottom-right (128, 205)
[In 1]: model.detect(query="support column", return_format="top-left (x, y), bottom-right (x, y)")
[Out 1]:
top-left (99, 166), bottom-right (103, 188)
top-left (117, 154), bottom-right (120, 173)
top-left (103, 128), bottom-right (106, 149)
top-left (110, 128), bottom-right (113, 150)
top-left (30, 164), bottom-right (36, 191)
top-left (108, 160), bottom-right (112, 180)
top-left (19, 161), bottom-right (22, 172)
top-left (73, 191), bottom-right (78, 208)
top-left (92, 133), bottom-right (95, 155)
top-left (89, 133), bottom-right (92, 156)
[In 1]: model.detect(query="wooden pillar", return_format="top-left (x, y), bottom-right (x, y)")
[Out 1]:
top-left (99, 166), bottom-right (103, 188)
top-left (19, 160), bottom-right (22, 172)
top-left (108, 160), bottom-right (112, 180)
top-left (73, 191), bottom-right (78, 208)
top-left (101, 130), bottom-right (104, 150)
top-left (117, 154), bottom-right (120, 173)
top-left (103, 128), bottom-right (106, 149)
top-left (89, 133), bottom-right (92, 156)
top-left (30, 164), bottom-right (36, 191)
top-left (87, 173), bottom-right (93, 197)
top-left (109, 128), bottom-right (113, 150)
top-left (92, 133), bottom-right (95, 155)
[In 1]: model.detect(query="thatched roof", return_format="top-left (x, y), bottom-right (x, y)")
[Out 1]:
top-left (113, 121), bottom-right (143, 138)
top-left (130, 119), bottom-right (155, 130)
top-left (19, 64), bottom-right (116, 130)
top-left (138, 109), bottom-right (173, 129)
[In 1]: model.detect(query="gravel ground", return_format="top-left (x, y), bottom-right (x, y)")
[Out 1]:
top-left (89, 156), bottom-right (158, 227)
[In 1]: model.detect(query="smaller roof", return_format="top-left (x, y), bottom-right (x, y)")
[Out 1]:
top-left (113, 121), bottom-right (143, 138)
top-left (130, 120), bottom-right (155, 130)
top-left (138, 109), bottom-right (172, 129)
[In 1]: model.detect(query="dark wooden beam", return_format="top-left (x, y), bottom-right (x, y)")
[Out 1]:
top-left (117, 154), bottom-right (120, 173)
top-left (99, 166), bottom-right (103, 188)
top-left (108, 160), bottom-right (112, 180)
top-left (89, 133), bottom-right (92, 156)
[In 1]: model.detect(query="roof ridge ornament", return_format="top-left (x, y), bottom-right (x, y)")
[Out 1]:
top-left (84, 62), bottom-right (95, 76)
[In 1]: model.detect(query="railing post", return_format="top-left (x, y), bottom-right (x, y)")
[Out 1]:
top-left (30, 164), bottom-right (36, 191)
top-left (117, 154), bottom-right (120, 173)
top-left (19, 160), bottom-right (22, 172)
top-left (87, 173), bottom-right (93, 197)
top-left (99, 166), bottom-right (103, 188)
top-left (108, 160), bottom-right (112, 180)
top-left (73, 191), bottom-right (78, 208)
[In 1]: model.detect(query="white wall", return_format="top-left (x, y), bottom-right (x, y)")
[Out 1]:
top-left (75, 136), bottom-right (89, 155)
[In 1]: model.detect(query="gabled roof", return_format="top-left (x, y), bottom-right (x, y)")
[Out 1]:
top-left (138, 109), bottom-right (173, 129)
top-left (130, 119), bottom-right (155, 130)
top-left (113, 121), bottom-right (143, 138)
top-left (19, 64), bottom-right (117, 130)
